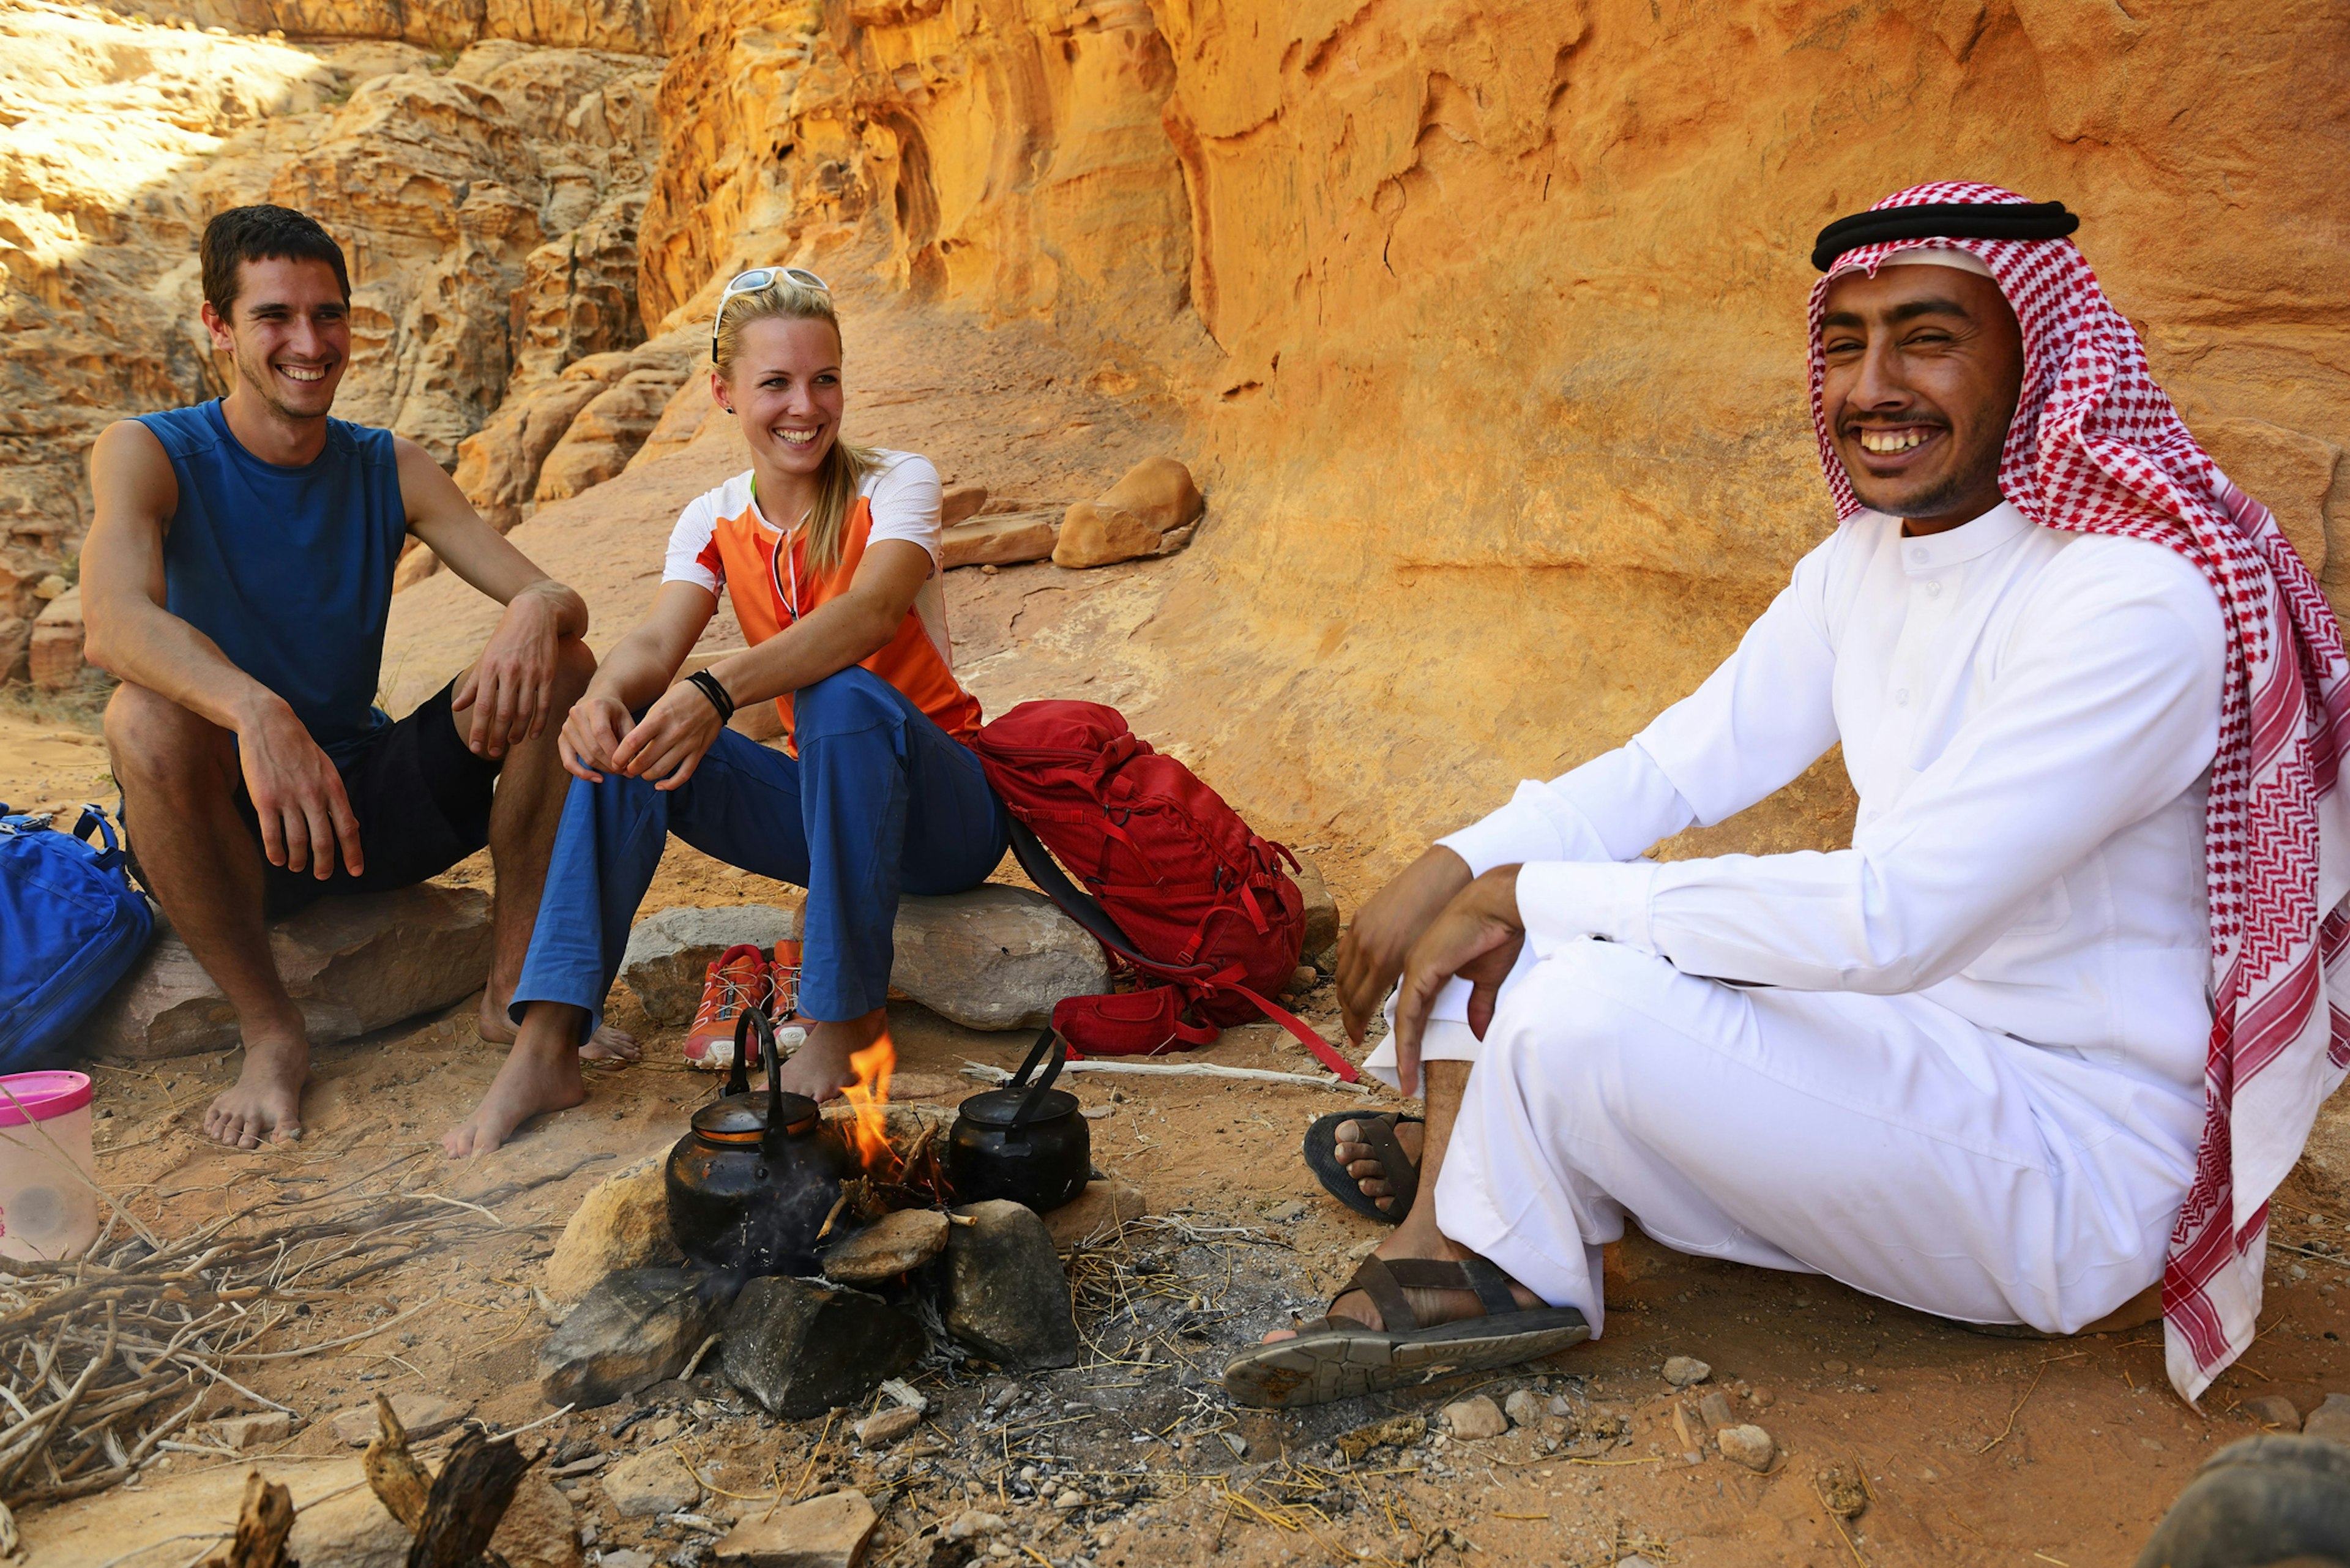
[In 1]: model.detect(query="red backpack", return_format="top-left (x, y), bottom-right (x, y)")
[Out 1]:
top-left (972, 701), bottom-right (1358, 1081)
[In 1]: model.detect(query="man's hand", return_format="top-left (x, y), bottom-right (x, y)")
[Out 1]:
top-left (1389, 866), bottom-right (1525, 1097)
top-left (452, 583), bottom-right (565, 758)
top-left (1337, 845), bottom-right (1474, 1043)
top-left (610, 681), bottom-right (726, 791)
top-left (238, 696), bottom-right (362, 879)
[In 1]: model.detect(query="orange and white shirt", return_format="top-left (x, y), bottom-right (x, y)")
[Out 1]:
top-left (662, 451), bottom-right (982, 747)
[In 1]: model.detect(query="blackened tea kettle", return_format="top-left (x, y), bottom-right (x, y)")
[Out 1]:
top-left (665, 1006), bottom-right (849, 1275)
top-left (944, 1026), bottom-right (1091, 1213)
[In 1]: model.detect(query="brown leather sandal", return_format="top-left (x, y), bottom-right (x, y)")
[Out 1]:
top-left (1222, 1255), bottom-right (1592, 1409)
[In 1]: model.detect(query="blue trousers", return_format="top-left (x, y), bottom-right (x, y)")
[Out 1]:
top-left (513, 666), bottom-right (1008, 1035)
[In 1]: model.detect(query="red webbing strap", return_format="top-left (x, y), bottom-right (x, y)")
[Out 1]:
top-left (1223, 979), bottom-right (1360, 1083)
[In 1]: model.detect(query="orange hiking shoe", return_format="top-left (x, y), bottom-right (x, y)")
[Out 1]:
top-left (683, 943), bottom-right (775, 1071)
top-left (769, 940), bottom-right (810, 1059)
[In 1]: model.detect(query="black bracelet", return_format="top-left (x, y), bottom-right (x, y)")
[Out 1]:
top-left (685, 669), bottom-right (736, 722)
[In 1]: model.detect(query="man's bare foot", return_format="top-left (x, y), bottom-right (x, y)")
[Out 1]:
top-left (1261, 1233), bottom-right (1539, 1343)
top-left (477, 996), bottom-right (640, 1061)
top-left (766, 1013), bottom-right (884, 1102)
top-left (206, 1031), bottom-right (310, 1149)
top-left (442, 1040), bottom-right (585, 1158)
top-left (1335, 1116), bottom-right (1423, 1214)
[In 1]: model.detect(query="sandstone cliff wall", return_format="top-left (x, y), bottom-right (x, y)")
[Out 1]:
top-left (10, 0), bottom-right (2347, 868)
top-left (619, 0), bottom-right (2348, 856)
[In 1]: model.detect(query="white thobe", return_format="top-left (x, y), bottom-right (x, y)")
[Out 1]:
top-left (1367, 501), bottom-right (2226, 1335)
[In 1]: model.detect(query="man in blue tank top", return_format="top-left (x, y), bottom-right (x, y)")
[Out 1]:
top-left (79, 205), bottom-right (635, 1151)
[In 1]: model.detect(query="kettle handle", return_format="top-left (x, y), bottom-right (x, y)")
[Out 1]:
top-left (725, 1004), bottom-right (769, 1099)
top-left (1007, 1026), bottom-right (1067, 1128)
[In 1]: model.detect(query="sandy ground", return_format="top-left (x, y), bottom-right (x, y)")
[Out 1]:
top-left (15, 931), bottom-right (2350, 1568)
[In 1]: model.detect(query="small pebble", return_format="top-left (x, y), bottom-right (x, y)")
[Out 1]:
top-left (1821, 1359), bottom-right (1849, 1376)
top-left (1717, 1424), bottom-right (1776, 1472)
top-left (2242, 1394), bottom-right (2299, 1429)
top-left (1265, 1199), bottom-right (1307, 1222)
top-left (1696, 1391), bottom-right (1735, 1430)
top-left (1443, 1395), bottom-right (1507, 1440)
top-left (1220, 1432), bottom-right (1249, 1458)
top-left (1750, 1387), bottom-right (1776, 1409)
top-left (2303, 1392), bottom-right (2350, 1443)
top-left (1662, 1356), bottom-right (1711, 1388)
top-left (944, 1510), bottom-right (1007, 1541)
top-left (1503, 1389), bottom-right (1546, 1428)
top-left (1054, 1488), bottom-right (1086, 1508)
top-left (855, 1406), bottom-right (922, 1445)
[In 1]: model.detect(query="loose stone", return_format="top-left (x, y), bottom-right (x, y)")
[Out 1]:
top-left (1443, 1396), bottom-right (1507, 1439)
top-left (1717, 1424), bottom-right (1776, 1472)
top-left (1662, 1356), bottom-right (1712, 1387)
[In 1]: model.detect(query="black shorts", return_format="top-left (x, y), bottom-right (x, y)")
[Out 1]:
top-left (234, 681), bottom-right (502, 919)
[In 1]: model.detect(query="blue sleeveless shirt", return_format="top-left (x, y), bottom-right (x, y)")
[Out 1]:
top-left (135, 401), bottom-right (407, 762)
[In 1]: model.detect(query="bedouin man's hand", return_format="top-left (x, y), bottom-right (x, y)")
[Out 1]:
top-left (238, 696), bottom-right (364, 881)
top-left (610, 679), bottom-right (727, 791)
top-left (1337, 845), bottom-right (1474, 1044)
top-left (1387, 865), bottom-right (1526, 1097)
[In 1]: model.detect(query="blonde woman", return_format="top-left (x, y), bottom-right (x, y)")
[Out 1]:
top-left (442, 268), bottom-right (1006, 1157)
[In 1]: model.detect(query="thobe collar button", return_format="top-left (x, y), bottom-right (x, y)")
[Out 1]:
top-left (1891, 502), bottom-right (2034, 576)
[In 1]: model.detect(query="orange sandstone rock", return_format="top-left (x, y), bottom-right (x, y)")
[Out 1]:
top-left (1053, 457), bottom-right (1203, 569)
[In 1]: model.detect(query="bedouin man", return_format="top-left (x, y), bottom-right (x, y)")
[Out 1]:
top-left (1225, 182), bottom-right (2350, 1408)
top-left (81, 204), bottom-right (634, 1151)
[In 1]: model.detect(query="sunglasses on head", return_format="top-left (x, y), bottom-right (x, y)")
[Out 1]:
top-left (710, 266), bottom-right (830, 361)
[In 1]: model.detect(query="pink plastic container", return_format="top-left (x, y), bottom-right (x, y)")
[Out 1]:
top-left (0, 1071), bottom-right (99, 1262)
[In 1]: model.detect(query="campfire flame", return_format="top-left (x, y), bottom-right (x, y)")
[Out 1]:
top-left (842, 1031), bottom-right (897, 1174)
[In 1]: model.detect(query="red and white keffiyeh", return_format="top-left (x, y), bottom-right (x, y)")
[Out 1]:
top-left (1807, 181), bottom-right (2350, 1400)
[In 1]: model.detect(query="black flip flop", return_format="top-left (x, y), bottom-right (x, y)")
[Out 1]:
top-left (1222, 1255), bottom-right (1591, 1409)
top-left (1302, 1110), bottom-right (1423, 1223)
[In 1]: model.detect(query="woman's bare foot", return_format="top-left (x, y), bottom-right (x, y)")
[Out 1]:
top-left (1335, 1116), bottom-right (1423, 1214)
top-left (442, 1038), bottom-right (585, 1157)
top-left (766, 1012), bottom-right (885, 1102)
top-left (477, 995), bottom-right (640, 1061)
top-left (206, 1030), bottom-right (311, 1149)
top-left (1261, 1232), bottom-right (1539, 1343)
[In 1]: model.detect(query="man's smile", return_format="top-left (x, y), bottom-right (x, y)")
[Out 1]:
top-left (1846, 422), bottom-right (1944, 463)
top-left (275, 362), bottom-right (332, 384)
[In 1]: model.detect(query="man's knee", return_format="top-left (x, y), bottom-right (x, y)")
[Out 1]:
top-left (793, 666), bottom-right (902, 742)
top-left (552, 636), bottom-right (595, 699)
top-left (1485, 939), bottom-right (1672, 1080)
top-left (103, 683), bottom-right (235, 792)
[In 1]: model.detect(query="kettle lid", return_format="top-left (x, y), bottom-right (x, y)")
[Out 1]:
top-left (957, 1085), bottom-right (1080, 1129)
top-left (692, 1088), bottom-right (821, 1143)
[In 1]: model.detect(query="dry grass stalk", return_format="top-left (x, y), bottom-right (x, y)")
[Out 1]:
top-left (0, 1165), bottom-right (590, 1508)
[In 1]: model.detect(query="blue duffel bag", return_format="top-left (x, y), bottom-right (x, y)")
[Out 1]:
top-left (0, 802), bottom-right (154, 1073)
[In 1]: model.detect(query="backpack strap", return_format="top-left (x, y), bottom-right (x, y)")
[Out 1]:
top-left (70, 802), bottom-right (131, 876)
top-left (1009, 818), bottom-right (1360, 1082)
